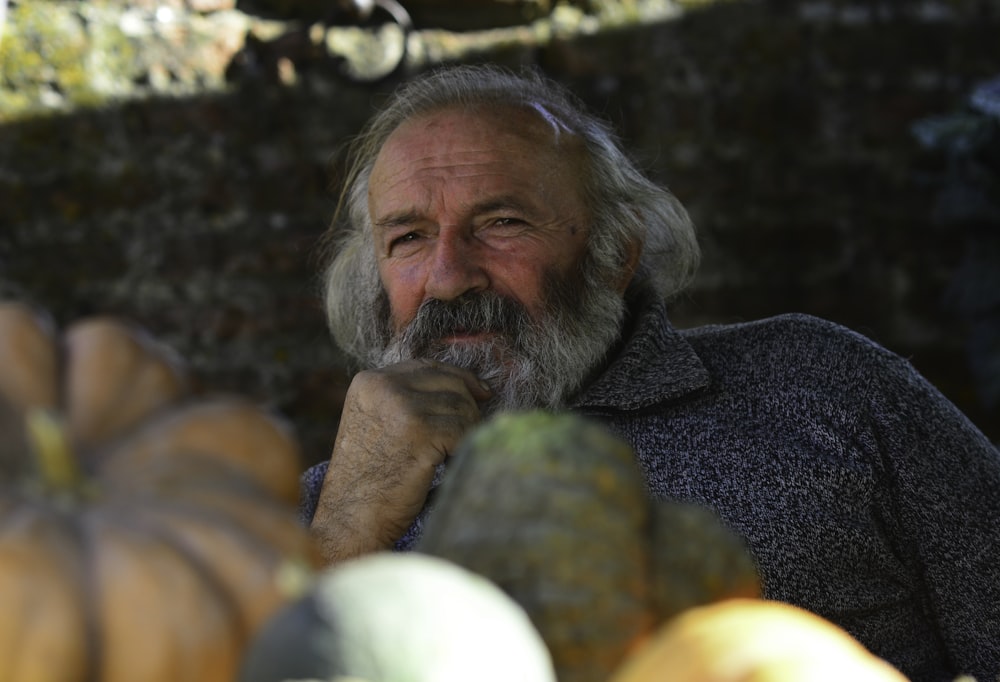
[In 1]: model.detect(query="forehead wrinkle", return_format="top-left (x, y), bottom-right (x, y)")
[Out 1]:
top-left (375, 156), bottom-right (535, 199)
top-left (372, 148), bottom-right (521, 190)
top-left (373, 107), bottom-right (571, 183)
top-left (369, 107), bottom-right (586, 221)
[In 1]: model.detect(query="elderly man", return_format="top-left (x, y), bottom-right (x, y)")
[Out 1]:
top-left (300, 64), bottom-right (1000, 681)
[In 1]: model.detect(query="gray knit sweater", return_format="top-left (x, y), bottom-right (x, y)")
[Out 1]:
top-left (300, 290), bottom-right (1000, 681)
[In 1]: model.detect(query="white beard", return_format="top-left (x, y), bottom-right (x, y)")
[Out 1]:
top-left (374, 273), bottom-right (627, 414)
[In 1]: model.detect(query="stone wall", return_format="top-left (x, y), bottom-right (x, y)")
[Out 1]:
top-left (2, 0), bottom-right (998, 466)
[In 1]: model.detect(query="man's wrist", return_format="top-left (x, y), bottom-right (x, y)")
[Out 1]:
top-left (309, 512), bottom-right (388, 565)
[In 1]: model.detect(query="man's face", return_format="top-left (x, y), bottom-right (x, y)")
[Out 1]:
top-left (368, 105), bottom-right (592, 335)
top-left (366, 105), bottom-right (628, 410)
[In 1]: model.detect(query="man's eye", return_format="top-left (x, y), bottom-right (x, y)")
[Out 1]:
top-left (390, 232), bottom-right (420, 249)
top-left (492, 217), bottom-right (526, 228)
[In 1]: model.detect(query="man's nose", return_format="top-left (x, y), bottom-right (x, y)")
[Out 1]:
top-left (424, 231), bottom-right (489, 301)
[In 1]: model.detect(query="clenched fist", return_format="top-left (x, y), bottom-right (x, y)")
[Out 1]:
top-left (310, 359), bottom-right (492, 564)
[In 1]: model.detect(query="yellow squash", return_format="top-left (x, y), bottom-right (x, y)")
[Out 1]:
top-left (610, 598), bottom-right (910, 682)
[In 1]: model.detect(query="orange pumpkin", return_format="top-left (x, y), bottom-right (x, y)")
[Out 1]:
top-left (0, 302), bottom-right (318, 682)
top-left (609, 598), bottom-right (909, 682)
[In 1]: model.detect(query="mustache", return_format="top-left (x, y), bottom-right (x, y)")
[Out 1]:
top-left (398, 292), bottom-right (533, 356)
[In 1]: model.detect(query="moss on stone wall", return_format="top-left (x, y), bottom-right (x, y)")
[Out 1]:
top-left (0, 1), bottom-right (255, 121)
top-left (1, 3), bottom-right (97, 117)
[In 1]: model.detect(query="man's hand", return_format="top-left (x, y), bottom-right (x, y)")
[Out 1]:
top-left (310, 359), bottom-right (492, 565)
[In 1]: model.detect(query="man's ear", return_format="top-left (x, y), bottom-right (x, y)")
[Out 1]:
top-left (614, 237), bottom-right (642, 294)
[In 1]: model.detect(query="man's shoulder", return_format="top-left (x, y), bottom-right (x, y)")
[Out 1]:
top-left (676, 312), bottom-right (899, 377)
top-left (680, 312), bottom-right (881, 350)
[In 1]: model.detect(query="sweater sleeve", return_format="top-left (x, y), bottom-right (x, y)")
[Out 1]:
top-left (298, 460), bottom-right (328, 526)
top-left (864, 349), bottom-right (1000, 680)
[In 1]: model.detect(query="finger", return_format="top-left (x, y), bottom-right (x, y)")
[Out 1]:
top-left (365, 367), bottom-right (479, 417)
top-left (424, 414), bottom-right (475, 461)
top-left (414, 390), bottom-right (482, 426)
top-left (405, 359), bottom-right (494, 402)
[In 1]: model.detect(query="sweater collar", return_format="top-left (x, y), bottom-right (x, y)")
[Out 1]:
top-left (569, 287), bottom-right (710, 412)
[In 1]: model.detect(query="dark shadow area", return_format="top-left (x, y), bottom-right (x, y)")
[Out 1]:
top-left (2, 0), bottom-right (998, 466)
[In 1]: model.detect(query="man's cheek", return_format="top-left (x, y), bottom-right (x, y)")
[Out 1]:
top-left (386, 296), bottom-right (417, 335)
top-left (379, 272), bottom-right (419, 327)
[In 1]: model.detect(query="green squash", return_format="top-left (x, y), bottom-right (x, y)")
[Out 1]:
top-left (417, 410), bottom-right (761, 682)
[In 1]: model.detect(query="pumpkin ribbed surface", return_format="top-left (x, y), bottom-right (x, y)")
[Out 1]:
top-left (0, 302), bottom-right (318, 682)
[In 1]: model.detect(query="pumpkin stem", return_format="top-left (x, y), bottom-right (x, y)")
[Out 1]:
top-left (25, 409), bottom-right (82, 491)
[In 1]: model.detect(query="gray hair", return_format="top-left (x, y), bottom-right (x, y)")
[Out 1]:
top-left (319, 64), bottom-right (700, 366)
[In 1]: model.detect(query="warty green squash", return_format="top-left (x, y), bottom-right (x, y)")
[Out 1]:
top-left (415, 410), bottom-right (761, 682)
